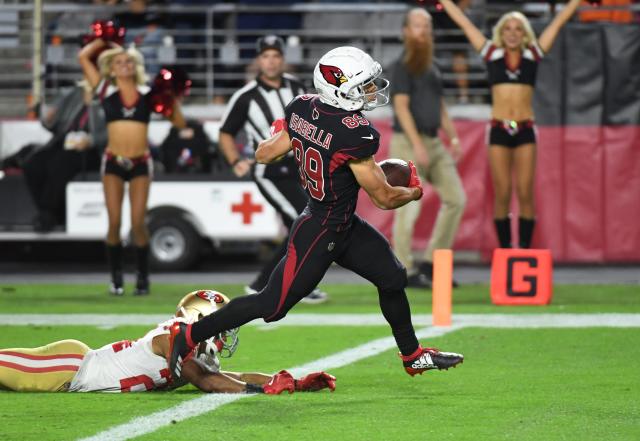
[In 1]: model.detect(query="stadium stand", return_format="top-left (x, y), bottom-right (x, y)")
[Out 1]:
top-left (0, 1), bottom-right (507, 117)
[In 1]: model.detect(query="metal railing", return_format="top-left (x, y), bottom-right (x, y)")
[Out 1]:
top-left (0, 1), bottom-right (636, 117)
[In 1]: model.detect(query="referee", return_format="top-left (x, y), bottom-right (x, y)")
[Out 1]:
top-left (218, 35), bottom-right (328, 304)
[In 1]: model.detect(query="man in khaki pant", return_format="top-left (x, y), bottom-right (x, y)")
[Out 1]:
top-left (390, 7), bottom-right (466, 288)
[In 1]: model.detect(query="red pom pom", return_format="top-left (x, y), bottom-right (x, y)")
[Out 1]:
top-left (81, 20), bottom-right (126, 64)
top-left (150, 66), bottom-right (192, 116)
top-left (83, 20), bottom-right (126, 46)
top-left (150, 92), bottom-right (173, 117)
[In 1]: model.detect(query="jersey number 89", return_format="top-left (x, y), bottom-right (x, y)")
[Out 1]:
top-left (292, 137), bottom-right (325, 200)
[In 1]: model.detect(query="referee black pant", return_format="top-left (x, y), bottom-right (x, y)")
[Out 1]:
top-left (250, 171), bottom-right (309, 291)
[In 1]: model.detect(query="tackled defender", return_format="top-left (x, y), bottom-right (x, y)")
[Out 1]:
top-left (0, 290), bottom-right (334, 395)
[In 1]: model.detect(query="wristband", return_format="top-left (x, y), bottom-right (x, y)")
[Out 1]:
top-left (230, 158), bottom-right (242, 167)
top-left (245, 383), bottom-right (265, 394)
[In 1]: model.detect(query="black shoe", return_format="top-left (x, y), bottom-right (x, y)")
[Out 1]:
top-left (167, 321), bottom-right (196, 379)
top-left (134, 275), bottom-right (150, 296)
top-left (418, 262), bottom-right (460, 288)
top-left (399, 346), bottom-right (464, 376)
top-left (407, 272), bottom-right (432, 288)
top-left (300, 288), bottom-right (329, 304)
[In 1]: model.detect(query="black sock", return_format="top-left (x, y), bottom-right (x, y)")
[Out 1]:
top-left (190, 294), bottom-right (264, 343)
top-left (135, 245), bottom-right (149, 280)
top-left (106, 243), bottom-right (123, 285)
top-left (378, 289), bottom-right (419, 356)
top-left (518, 217), bottom-right (536, 249)
top-left (494, 218), bottom-right (512, 248)
top-left (392, 324), bottom-right (420, 356)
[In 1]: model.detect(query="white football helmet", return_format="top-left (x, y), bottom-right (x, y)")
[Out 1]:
top-left (175, 290), bottom-right (239, 358)
top-left (313, 46), bottom-right (390, 112)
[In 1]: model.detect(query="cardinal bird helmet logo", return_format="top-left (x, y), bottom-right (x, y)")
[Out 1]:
top-left (319, 64), bottom-right (347, 87)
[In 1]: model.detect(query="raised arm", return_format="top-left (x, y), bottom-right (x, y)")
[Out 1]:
top-left (438, 0), bottom-right (487, 51)
top-left (77, 39), bottom-right (107, 89)
top-left (168, 99), bottom-right (186, 130)
top-left (349, 156), bottom-right (422, 210)
top-left (538, 0), bottom-right (582, 53)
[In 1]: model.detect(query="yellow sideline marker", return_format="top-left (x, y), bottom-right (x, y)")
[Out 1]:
top-left (432, 249), bottom-right (452, 326)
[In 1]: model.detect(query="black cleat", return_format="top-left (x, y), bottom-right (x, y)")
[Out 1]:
top-left (167, 321), bottom-right (196, 379)
top-left (134, 275), bottom-right (150, 296)
top-left (417, 262), bottom-right (460, 288)
top-left (400, 346), bottom-right (464, 376)
top-left (407, 273), bottom-right (432, 289)
top-left (299, 288), bottom-right (329, 304)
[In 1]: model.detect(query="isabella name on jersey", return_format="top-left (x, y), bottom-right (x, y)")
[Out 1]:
top-left (289, 113), bottom-right (333, 150)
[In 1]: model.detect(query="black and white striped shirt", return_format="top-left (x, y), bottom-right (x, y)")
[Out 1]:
top-left (219, 73), bottom-right (305, 179)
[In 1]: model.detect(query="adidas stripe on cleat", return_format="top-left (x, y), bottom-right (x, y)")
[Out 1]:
top-left (400, 346), bottom-right (464, 376)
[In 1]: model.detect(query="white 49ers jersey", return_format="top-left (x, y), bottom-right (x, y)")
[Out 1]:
top-left (69, 321), bottom-right (173, 393)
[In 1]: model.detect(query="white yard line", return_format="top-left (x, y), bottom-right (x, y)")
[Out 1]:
top-left (453, 313), bottom-right (640, 328)
top-left (0, 313), bottom-right (434, 327)
top-left (77, 393), bottom-right (246, 441)
top-left (1, 313), bottom-right (640, 328)
top-left (77, 325), bottom-right (457, 441)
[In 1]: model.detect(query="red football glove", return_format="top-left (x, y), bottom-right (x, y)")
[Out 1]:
top-left (270, 118), bottom-right (287, 137)
top-left (294, 371), bottom-right (336, 392)
top-left (407, 160), bottom-right (423, 199)
top-left (263, 370), bottom-right (295, 395)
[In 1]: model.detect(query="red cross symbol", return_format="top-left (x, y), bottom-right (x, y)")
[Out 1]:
top-left (231, 192), bottom-right (263, 224)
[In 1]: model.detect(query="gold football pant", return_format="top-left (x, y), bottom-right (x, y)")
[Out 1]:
top-left (0, 339), bottom-right (89, 392)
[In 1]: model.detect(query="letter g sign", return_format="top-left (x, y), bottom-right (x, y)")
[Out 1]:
top-left (506, 257), bottom-right (537, 296)
top-left (491, 250), bottom-right (553, 305)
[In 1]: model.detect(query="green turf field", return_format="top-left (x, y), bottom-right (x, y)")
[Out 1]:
top-left (1, 283), bottom-right (638, 314)
top-left (0, 283), bottom-right (639, 441)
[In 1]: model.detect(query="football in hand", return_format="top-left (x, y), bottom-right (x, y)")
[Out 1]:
top-left (378, 158), bottom-right (411, 187)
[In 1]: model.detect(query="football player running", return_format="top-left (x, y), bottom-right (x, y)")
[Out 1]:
top-left (0, 290), bottom-right (335, 394)
top-left (168, 47), bottom-right (464, 380)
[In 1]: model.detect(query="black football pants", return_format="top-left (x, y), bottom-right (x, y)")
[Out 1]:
top-left (191, 213), bottom-right (420, 355)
